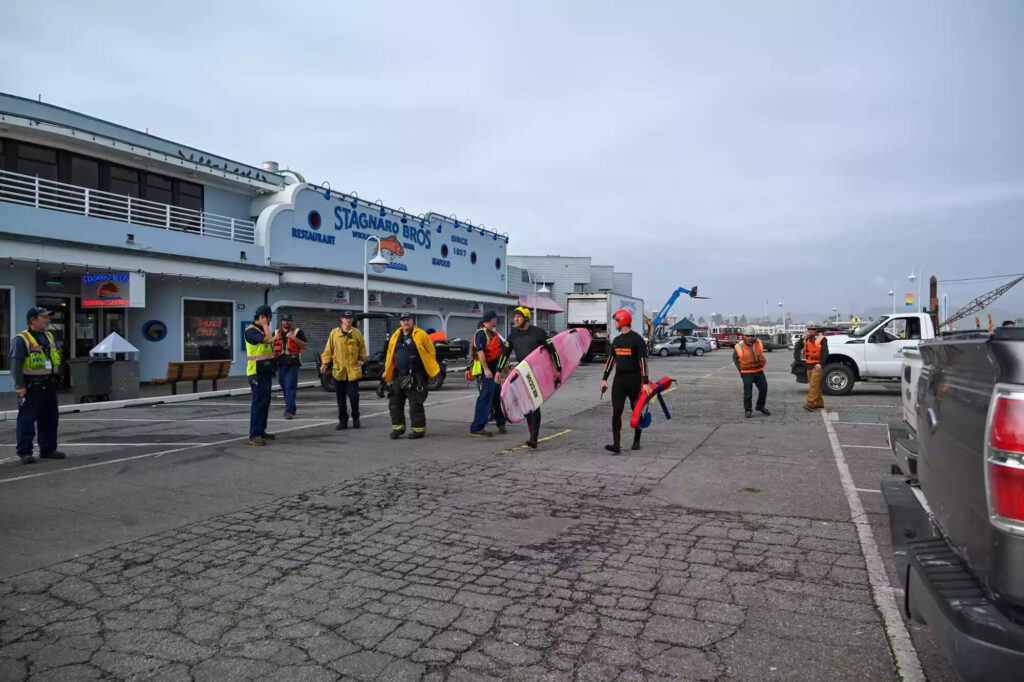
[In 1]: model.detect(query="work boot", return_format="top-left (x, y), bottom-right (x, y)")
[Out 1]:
top-left (39, 450), bottom-right (66, 460)
top-left (261, 433), bottom-right (276, 440)
top-left (409, 431), bottom-right (425, 440)
top-left (284, 413), bottom-right (294, 420)
top-left (631, 438), bottom-right (642, 451)
top-left (352, 419), bottom-right (361, 429)
top-left (604, 444), bottom-right (622, 455)
top-left (525, 440), bottom-right (538, 449)
top-left (745, 411), bottom-right (753, 418)
top-left (471, 430), bottom-right (493, 438)
top-left (390, 430), bottom-right (405, 440)
top-left (336, 422), bottom-right (348, 431)
top-left (757, 407), bottom-right (771, 416)
top-left (248, 437), bottom-right (267, 446)
top-left (19, 454), bottom-right (36, 465)
top-left (497, 425), bottom-right (507, 434)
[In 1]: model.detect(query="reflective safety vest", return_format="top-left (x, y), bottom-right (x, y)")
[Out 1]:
top-left (17, 329), bottom-right (60, 378)
top-left (245, 325), bottom-right (276, 376)
top-left (735, 339), bottom-right (766, 374)
top-left (472, 329), bottom-right (505, 376)
top-left (273, 327), bottom-right (303, 356)
top-left (803, 336), bottom-right (823, 364)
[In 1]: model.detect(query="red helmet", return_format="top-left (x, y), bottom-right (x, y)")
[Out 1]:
top-left (612, 309), bottom-right (633, 329)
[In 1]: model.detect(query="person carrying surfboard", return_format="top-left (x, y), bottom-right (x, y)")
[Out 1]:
top-left (495, 306), bottom-right (562, 449)
top-left (600, 309), bottom-right (652, 454)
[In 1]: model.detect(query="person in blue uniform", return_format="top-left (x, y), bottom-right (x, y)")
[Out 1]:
top-left (10, 307), bottom-right (63, 465)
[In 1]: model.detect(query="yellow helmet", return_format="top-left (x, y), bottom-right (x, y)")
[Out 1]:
top-left (513, 306), bottom-right (532, 320)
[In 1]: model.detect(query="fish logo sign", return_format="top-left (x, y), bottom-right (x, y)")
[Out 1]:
top-left (377, 236), bottom-right (408, 271)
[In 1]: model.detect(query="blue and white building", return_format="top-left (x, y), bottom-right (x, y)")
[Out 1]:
top-left (0, 93), bottom-right (517, 391)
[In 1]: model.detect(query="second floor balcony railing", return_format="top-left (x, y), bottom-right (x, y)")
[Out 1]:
top-left (0, 168), bottom-right (256, 244)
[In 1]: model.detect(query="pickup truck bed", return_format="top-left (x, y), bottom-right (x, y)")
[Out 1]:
top-left (884, 327), bottom-right (1024, 681)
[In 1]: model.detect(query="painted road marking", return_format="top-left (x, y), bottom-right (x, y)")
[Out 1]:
top-left (822, 411), bottom-right (924, 682)
top-left (500, 429), bottom-right (572, 454)
top-left (855, 487), bottom-right (882, 494)
top-left (841, 444), bottom-right (891, 450)
top-left (0, 442), bottom-right (210, 447)
top-left (0, 394), bottom-right (477, 484)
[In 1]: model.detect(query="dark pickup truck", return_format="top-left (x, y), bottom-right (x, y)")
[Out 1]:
top-left (884, 326), bottom-right (1024, 681)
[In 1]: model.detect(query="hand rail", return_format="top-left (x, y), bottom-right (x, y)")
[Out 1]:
top-left (0, 168), bottom-right (256, 244)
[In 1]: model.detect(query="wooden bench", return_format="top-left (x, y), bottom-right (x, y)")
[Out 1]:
top-left (151, 360), bottom-right (231, 395)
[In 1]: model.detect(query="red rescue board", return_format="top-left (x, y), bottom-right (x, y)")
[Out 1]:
top-left (630, 376), bottom-right (674, 429)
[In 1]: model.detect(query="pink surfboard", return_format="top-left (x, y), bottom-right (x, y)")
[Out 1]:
top-left (500, 328), bottom-right (592, 423)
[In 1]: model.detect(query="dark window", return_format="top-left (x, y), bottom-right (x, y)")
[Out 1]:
top-left (70, 156), bottom-right (100, 189)
top-left (144, 173), bottom-right (173, 205)
top-left (108, 166), bottom-right (140, 197)
top-left (183, 299), bottom-right (233, 361)
top-left (0, 139), bottom-right (6, 172)
top-left (16, 143), bottom-right (58, 180)
top-left (176, 180), bottom-right (203, 212)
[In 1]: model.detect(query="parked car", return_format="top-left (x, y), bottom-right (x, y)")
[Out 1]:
top-left (883, 326), bottom-right (1024, 681)
top-left (653, 336), bottom-right (711, 357)
top-left (707, 337), bottom-right (718, 350)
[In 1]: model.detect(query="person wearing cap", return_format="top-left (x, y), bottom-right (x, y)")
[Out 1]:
top-left (794, 325), bottom-right (829, 411)
top-left (600, 309), bottom-right (651, 454)
top-left (10, 307), bottom-right (63, 464)
top-left (244, 305), bottom-right (278, 445)
top-left (274, 312), bottom-right (308, 420)
top-left (470, 311), bottom-right (509, 437)
top-left (321, 311), bottom-right (367, 430)
top-left (733, 332), bottom-right (770, 418)
top-left (381, 312), bottom-right (440, 439)
top-left (495, 307), bottom-right (562, 449)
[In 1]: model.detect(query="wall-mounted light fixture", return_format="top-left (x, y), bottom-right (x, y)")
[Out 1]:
top-left (375, 200), bottom-right (386, 217)
top-left (349, 191), bottom-right (359, 209)
top-left (320, 181), bottom-right (331, 199)
top-left (126, 233), bottom-right (135, 244)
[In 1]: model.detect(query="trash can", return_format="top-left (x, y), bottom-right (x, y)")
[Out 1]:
top-left (87, 332), bottom-right (142, 401)
top-left (70, 357), bottom-right (114, 403)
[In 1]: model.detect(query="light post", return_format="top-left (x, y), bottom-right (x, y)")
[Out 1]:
top-left (832, 306), bottom-right (838, 324)
top-left (908, 268), bottom-right (922, 312)
top-left (363, 236), bottom-right (389, 351)
top-left (888, 286), bottom-right (895, 314)
top-left (524, 269), bottom-right (549, 329)
top-left (778, 300), bottom-right (785, 333)
top-left (942, 293), bottom-right (949, 330)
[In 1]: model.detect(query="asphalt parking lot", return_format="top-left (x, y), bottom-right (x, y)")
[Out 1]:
top-left (0, 349), bottom-right (960, 681)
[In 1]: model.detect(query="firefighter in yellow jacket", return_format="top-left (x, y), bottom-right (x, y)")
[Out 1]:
top-left (733, 332), bottom-right (770, 418)
top-left (381, 312), bottom-right (440, 439)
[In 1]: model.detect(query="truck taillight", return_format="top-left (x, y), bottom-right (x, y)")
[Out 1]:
top-left (986, 388), bottom-right (1024, 530)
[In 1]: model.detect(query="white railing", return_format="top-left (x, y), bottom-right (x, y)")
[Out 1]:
top-left (0, 169), bottom-right (256, 244)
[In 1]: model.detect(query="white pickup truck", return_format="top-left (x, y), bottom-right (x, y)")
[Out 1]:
top-left (820, 312), bottom-right (935, 396)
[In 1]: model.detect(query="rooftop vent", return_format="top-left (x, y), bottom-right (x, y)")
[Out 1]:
top-left (261, 161), bottom-right (279, 172)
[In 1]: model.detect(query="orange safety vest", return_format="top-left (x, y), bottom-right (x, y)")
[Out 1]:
top-left (735, 339), bottom-right (766, 373)
top-left (483, 330), bottom-right (504, 362)
top-left (803, 336), bottom-right (823, 364)
top-left (273, 328), bottom-right (303, 356)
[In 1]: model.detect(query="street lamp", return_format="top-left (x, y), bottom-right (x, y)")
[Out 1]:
top-left (832, 306), bottom-right (838, 323)
top-left (778, 300), bottom-right (785, 333)
top-left (363, 236), bottom-right (389, 349)
top-left (908, 268), bottom-right (922, 311)
top-left (888, 286), bottom-right (895, 314)
top-left (524, 269), bottom-right (549, 329)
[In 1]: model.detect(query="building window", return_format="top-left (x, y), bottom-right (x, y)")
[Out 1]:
top-left (144, 173), bottom-right (173, 205)
top-left (15, 143), bottom-right (58, 180)
top-left (0, 289), bottom-right (9, 371)
top-left (108, 166), bottom-right (140, 197)
top-left (176, 180), bottom-right (203, 213)
top-left (70, 156), bottom-right (100, 190)
top-left (183, 299), bottom-right (233, 361)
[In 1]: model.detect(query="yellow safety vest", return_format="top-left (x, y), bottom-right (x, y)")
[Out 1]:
top-left (245, 325), bottom-right (275, 376)
top-left (17, 330), bottom-right (60, 378)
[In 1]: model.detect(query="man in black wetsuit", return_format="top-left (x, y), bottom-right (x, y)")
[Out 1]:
top-left (600, 309), bottom-right (651, 455)
top-left (495, 306), bottom-right (562, 449)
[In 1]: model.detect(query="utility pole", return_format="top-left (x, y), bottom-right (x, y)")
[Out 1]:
top-left (928, 276), bottom-right (939, 333)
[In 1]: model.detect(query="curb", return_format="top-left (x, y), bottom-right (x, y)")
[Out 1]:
top-left (0, 381), bottom-right (321, 422)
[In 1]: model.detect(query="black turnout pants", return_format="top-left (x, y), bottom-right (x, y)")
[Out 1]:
top-left (389, 374), bottom-right (427, 434)
top-left (612, 373), bottom-right (643, 446)
top-left (335, 379), bottom-right (360, 423)
top-left (741, 371), bottom-right (767, 411)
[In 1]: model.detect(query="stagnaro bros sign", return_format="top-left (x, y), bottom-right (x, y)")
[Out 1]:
top-left (263, 186), bottom-right (508, 294)
top-left (80, 272), bottom-right (146, 308)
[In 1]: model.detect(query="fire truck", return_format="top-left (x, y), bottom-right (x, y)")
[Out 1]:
top-left (711, 326), bottom-right (744, 348)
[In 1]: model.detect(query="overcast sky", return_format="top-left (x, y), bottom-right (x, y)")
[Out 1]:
top-left (3, 0), bottom-right (1022, 322)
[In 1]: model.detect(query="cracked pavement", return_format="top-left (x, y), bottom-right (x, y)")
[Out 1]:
top-left (0, 353), bottom-right (950, 680)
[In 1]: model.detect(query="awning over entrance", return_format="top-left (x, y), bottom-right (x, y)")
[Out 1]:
top-left (517, 294), bottom-right (564, 313)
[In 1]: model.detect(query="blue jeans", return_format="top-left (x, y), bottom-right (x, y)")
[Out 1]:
top-left (249, 374), bottom-right (272, 438)
top-left (277, 363), bottom-right (299, 415)
top-left (471, 376), bottom-right (506, 432)
top-left (16, 386), bottom-right (59, 455)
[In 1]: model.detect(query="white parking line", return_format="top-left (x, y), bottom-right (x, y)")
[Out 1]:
top-left (841, 444), bottom-right (891, 450)
top-left (0, 393), bottom-right (476, 484)
top-left (855, 487), bottom-right (882, 494)
top-left (0, 443), bottom-right (209, 447)
top-left (822, 412), bottom-right (924, 681)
